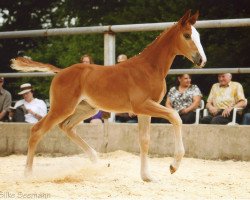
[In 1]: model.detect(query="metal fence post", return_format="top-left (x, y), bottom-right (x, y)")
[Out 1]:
top-left (104, 30), bottom-right (116, 122)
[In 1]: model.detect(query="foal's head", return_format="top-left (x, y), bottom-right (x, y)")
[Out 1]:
top-left (173, 10), bottom-right (207, 67)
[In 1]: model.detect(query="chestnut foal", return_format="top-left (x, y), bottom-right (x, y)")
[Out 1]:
top-left (11, 10), bottom-right (206, 182)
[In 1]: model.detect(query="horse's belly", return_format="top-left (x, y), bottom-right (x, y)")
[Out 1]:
top-left (83, 94), bottom-right (131, 113)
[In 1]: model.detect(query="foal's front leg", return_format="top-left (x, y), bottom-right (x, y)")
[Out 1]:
top-left (135, 100), bottom-right (185, 177)
top-left (138, 115), bottom-right (153, 182)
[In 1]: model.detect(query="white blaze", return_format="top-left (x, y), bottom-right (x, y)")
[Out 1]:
top-left (191, 26), bottom-right (207, 66)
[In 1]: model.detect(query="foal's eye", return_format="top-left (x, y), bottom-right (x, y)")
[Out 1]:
top-left (184, 33), bottom-right (191, 40)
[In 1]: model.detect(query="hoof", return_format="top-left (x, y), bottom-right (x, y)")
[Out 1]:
top-left (142, 176), bottom-right (153, 182)
top-left (90, 155), bottom-right (98, 164)
top-left (170, 165), bottom-right (176, 174)
top-left (24, 168), bottom-right (32, 178)
top-left (141, 173), bottom-right (154, 182)
top-left (89, 151), bottom-right (98, 164)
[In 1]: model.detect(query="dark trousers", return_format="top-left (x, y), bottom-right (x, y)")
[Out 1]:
top-left (0, 111), bottom-right (9, 122)
top-left (180, 112), bottom-right (196, 124)
top-left (151, 111), bottom-right (195, 124)
top-left (200, 110), bottom-right (241, 125)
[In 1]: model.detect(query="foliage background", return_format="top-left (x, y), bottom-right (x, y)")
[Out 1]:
top-left (0, 0), bottom-right (249, 105)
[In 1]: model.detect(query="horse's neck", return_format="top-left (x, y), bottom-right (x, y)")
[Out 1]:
top-left (138, 27), bottom-right (177, 78)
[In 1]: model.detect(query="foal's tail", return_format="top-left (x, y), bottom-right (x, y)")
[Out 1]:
top-left (10, 57), bottom-right (62, 73)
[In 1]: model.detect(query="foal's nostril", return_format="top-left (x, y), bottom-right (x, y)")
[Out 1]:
top-left (198, 58), bottom-right (202, 65)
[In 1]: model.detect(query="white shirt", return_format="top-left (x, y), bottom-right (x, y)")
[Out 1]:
top-left (14, 98), bottom-right (47, 123)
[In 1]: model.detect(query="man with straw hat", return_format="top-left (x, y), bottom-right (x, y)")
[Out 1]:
top-left (11, 83), bottom-right (47, 123)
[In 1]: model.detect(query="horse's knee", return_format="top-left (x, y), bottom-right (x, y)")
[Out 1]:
top-left (170, 111), bottom-right (183, 126)
top-left (59, 120), bottom-right (72, 132)
top-left (59, 118), bottom-right (77, 134)
top-left (59, 122), bottom-right (78, 140)
top-left (176, 116), bottom-right (183, 126)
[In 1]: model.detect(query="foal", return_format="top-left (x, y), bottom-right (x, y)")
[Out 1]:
top-left (11, 10), bottom-right (206, 182)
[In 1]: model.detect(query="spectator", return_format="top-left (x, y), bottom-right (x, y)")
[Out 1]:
top-left (80, 54), bottom-right (94, 64)
top-left (165, 74), bottom-right (202, 124)
top-left (10, 83), bottom-right (47, 123)
top-left (200, 73), bottom-right (247, 124)
top-left (115, 54), bottom-right (137, 123)
top-left (0, 77), bottom-right (12, 122)
top-left (80, 54), bottom-right (103, 124)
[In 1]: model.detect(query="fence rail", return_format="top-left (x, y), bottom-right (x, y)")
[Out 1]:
top-left (1, 67), bottom-right (250, 78)
top-left (0, 18), bottom-right (249, 39)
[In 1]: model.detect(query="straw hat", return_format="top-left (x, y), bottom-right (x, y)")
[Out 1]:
top-left (18, 83), bottom-right (33, 95)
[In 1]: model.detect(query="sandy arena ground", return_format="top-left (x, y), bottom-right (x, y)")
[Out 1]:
top-left (0, 151), bottom-right (249, 200)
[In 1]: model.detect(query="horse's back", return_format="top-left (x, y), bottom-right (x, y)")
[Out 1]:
top-left (49, 63), bottom-right (132, 112)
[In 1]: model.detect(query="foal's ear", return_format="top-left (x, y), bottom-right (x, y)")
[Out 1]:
top-left (179, 10), bottom-right (191, 26)
top-left (189, 10), bottom-right (199, 25)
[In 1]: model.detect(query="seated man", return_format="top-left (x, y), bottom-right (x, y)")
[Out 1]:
top-left (200, 73), bottom-right (247, 124)
top-left (10, 83), bottom-right (47, 123)
top-left (0, 77), bottom-right (12, 122)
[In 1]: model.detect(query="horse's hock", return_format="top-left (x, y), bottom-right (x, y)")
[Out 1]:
top-left (0, 122), bottom-right (249, 161)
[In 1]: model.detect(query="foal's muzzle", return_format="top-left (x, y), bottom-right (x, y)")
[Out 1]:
top-left (192, 53), bottom-right (205, 67)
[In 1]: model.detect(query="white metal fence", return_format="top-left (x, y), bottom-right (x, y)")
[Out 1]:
top-left (0, 18), bottom-right (250, 77)
top-left (0, 18), bottom-right (250, 122)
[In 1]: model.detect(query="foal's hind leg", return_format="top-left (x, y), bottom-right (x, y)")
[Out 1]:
top-left (59, 101), bottom-right (99, 163)
top-left (25, 112), bottom-right (71, 176)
